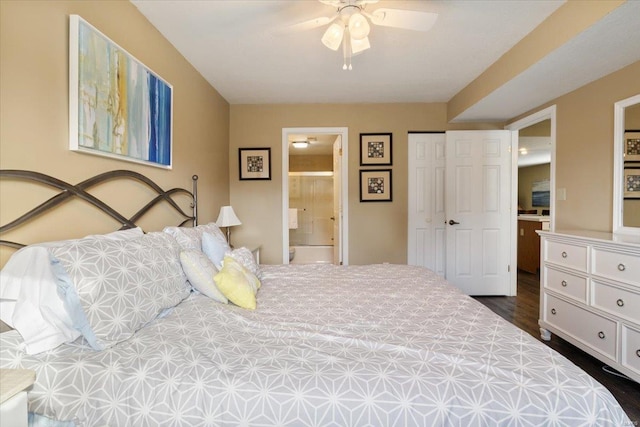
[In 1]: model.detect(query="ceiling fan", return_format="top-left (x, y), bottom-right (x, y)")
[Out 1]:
top-left (285, 0), bottom-right (438, 70)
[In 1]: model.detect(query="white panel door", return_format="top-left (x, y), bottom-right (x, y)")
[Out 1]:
top-left (445, 130), bottom-right (511, 295)
top-left (407, 133), bottom-right (446, 276)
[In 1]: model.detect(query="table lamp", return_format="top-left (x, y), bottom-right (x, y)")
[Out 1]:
top-left (216, 205), bottom-right (241, 246)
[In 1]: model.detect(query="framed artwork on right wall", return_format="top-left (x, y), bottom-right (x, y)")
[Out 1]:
top-left (623, 131), bottom-right (640, 161)
top-left (360, 169), bottom-right (392, 202)
top-left (624, 168), bottom-right (640, 198)
top-left (360, 133), bottom-right (392, 166)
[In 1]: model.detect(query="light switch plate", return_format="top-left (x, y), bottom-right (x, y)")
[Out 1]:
top-left (557, 188), bottom-right (567, 201)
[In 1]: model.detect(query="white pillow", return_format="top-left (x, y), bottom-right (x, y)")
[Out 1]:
top-left (163, 222), bottom-right (227, 250)
top-left (0, 227), bottom-right (144, 354)
top-left (179, 250), bottom-right (227, 303)
top-left (50, 231), bottom-right (189, 351)
top-left (229, 247), bottom-right (262, 279)
top-left (201, 232), bottom-right (231, 269)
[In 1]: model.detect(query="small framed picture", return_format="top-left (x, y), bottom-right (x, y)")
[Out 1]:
top-left (624, 131), bottom-right (640, 161)
top-left (624, 168), bottom-right (640, 198)
top-left (360, 133), bottom-right (392, 166)
top-left (239, 148), bottom-right (271, 180)
top-left (360, 169), bottom-right (392, 202)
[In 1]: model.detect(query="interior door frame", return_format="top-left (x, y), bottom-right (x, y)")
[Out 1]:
top-left (505, 105), bottom-right (557, 295)
top-left (281, 127), bottom-right (349, 265)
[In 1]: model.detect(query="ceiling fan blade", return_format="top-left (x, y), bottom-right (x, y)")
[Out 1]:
top-left (273, 16), bottom-right (335, 35)
top-left (368, 8), bottom-right (438, 32)
top-left (318, 0), bottom-right (341, 7)
top-left (320, 0), bottom-right (379, 8)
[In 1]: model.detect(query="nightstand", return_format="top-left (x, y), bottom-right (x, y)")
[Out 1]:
top-left (0, 369), bottom-right (36, 427)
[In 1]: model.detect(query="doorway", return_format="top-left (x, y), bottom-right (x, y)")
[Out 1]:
top-left (506, 105), bottom-right (557, 295)
top-left (281, 127), bottom-right (349, 265)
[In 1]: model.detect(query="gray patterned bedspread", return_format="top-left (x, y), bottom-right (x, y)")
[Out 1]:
top-left (0, 264), bottom-right (630, 426)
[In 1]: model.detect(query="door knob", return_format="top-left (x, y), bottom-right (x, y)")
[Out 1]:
top-left (448, 220), bottom-right (460, 225)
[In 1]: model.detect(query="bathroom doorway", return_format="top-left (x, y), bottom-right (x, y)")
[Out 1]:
top-left (281, 127), bottom-right (348, 265)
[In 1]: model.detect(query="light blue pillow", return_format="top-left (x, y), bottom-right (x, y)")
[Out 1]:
top-left (202, 232), bottom-right (230, 269)
top-left (179, 250), bottom-right (228, 304)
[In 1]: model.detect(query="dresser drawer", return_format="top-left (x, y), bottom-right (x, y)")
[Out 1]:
top-left (544, 240), bottom-right (587, 272)
top-left (544, 266), bottom-right (587, 302)
top-left (544, 294), bottom-right (617, 360)
top-left (592, 280), bottom-right (640, 324)
top-left (621, 325), bottom-right (640, 376)
top-left (592, 247), bottom-right (640, 287)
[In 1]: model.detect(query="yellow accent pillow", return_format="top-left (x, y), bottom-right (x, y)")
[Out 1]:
top-left (213, 256), bottom-right (260, 310)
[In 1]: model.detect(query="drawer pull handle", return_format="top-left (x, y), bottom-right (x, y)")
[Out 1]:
top-left (598, 331), bottom-right (605, 339)
top-left (551, 308), bottom-right (556, 315)
top-left (616, 299), bottom-right (624, 307)
top-left (561, 280), bottom-right (567, 287)
top-left (561, 251), bottom-right (568, 258)
top-left (617, 263), bottom-right (625, 272)
top-left (636, 349), bottom-right (640, 358)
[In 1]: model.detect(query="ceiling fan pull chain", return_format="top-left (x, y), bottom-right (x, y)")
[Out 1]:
top-left (342, 33), bottom-right (348, 70)
top-left (343, 27), bottom-right (353, 70)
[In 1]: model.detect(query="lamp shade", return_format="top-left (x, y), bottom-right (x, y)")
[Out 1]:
top-left (348, 13), bottom-right (370, 40)
top-left (216, 206), bottom-right (242, 227)
top-left (321, 23), bottom-right (344, 51)
top-left (351, 36), bottom-right (370, 54)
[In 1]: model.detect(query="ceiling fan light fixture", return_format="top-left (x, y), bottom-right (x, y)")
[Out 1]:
top-left (348, 12), bottom-right (370, 40)
top-left (350, 36), bottom-right (370, 54)
top-left (321, 23), bottom-right (344, 51)
top-left (314, 0), bottom-right (439, 69)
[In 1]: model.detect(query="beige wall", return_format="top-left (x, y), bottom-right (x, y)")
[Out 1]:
top-left (3, 1), bottom-right (637, 269)
top-left (520, 120), bottom-right (551, 137)
top-left (230, 103), bottom-right (500, 265)
top-left (235, 61), bottom-right (640, 265)
top-left (508, 60), bottom-right (640, 232)
top-left (0, 1), bottom-right (230, 265)
top-left (518, 163), bottom-right (551, 213)
top-left (627, 104), bottom-right (640, 129)
top-left (290, 155), bottom-right (333, 172)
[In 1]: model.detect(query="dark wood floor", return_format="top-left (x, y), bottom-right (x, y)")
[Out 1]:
top-left (474, 270), bottom-right (640, 422)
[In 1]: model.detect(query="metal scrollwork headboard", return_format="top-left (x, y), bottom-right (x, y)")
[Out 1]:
top-left (0, 170), bottom-right (198, 249)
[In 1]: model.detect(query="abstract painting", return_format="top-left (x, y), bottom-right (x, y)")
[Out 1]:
top-left (69, 15), bottom-right (173, 169)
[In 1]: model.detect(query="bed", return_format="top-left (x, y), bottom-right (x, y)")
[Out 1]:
top-left (0, 170), bottom-right (631, 426)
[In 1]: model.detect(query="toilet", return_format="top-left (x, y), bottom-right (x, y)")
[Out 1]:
top-left (289, 247), bottom-right (296, 262)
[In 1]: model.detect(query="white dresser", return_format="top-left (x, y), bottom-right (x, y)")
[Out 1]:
top-left (538, 230), bottom-right (640, 383)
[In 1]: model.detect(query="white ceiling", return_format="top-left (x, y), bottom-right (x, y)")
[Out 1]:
top-left (131, 0), bottom-right (640, 122)
top-left (518, 136), bottom-right (551, 168)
